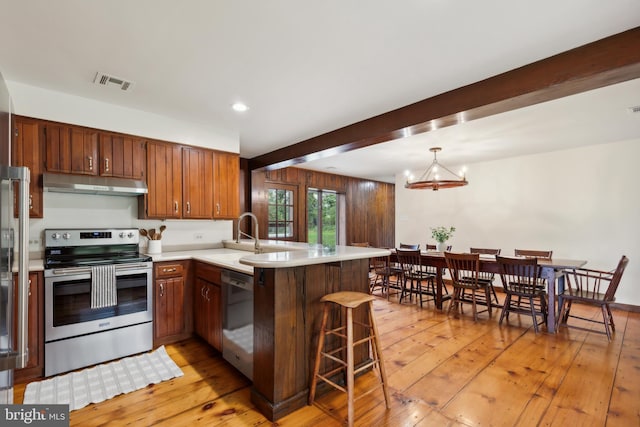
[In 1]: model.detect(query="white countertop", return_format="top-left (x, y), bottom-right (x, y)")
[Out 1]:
top-left (152, 240), bottom-right (389, 272)
top-left (148, 248), bottom-right (255, 275)
top-left (238, 244), bottom-right (389, 268)
top-left (27, 240), bottom-right (389, 275)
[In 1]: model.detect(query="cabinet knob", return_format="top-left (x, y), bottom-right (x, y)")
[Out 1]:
top-left (104, 157), bottom-right (110, 172)
top-left (216, 203), bottom-right (220, 215)
top-left (29, 194), bottom-right (33, 209)
top-left (88, 156), bottom-right (93, 170)
top-left (159, 283), bottom-right (164, 297)
top-left (162, 268), bottom-right (176, 273)
top-left (186, 201), bottom-right (191, 214)
top-left (174, 201), bottom-right (179, 213)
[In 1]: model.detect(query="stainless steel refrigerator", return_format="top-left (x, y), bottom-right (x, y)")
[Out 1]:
top-left (0, 70), bottom-right (30, 404)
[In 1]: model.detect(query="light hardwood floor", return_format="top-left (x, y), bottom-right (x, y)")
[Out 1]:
top-left (14, 293), bottom-right (640, 426)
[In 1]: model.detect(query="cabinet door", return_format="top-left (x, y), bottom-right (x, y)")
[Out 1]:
top-left (12, 117), bottom-right (44, 218)
top-left (182, 147), bottom-right (213, 219)
top-left (13, 272), bottom-right (43, 381)
top-left (44, 123), bottom-right (72, 173)
top-left (100, 134), bottom-right (146, 179)
top-left (213, 151), bottom-right (240, 219)
top-left (144, 141), bottom-right (182, 219)
top-left (194, 279), bottom-right (222, 351)
top-left (194, 278), bottom-right (208, 339)
top-left (154, 277), bottom-right (185, 340)
top-left (70, 128), bottom-right (98, 175)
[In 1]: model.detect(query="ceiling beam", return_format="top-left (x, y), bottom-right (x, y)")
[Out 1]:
top-left (249, 26), bottom-right (640, 171)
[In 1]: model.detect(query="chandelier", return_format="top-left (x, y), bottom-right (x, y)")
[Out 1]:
top-left (405, 147), bottom-right (468, 190)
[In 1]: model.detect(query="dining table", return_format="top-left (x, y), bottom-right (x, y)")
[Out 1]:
top-left (393, 250), bottom-right (587, 333)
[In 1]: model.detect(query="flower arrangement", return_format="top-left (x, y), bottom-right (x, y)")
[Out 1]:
top-left (431, 226), bottom-right (455, 243)
top-left (140, 225), bottom-right (166, 240)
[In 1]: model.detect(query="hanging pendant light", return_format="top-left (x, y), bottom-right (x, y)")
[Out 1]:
top-left (405, 147), bottom-right (468, 190)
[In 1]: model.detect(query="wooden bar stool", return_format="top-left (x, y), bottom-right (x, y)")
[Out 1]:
top-left (308, 291), bottom-right (390, 427)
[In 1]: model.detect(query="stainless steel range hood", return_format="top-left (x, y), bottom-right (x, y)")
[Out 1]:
top-left (43, 173), bottom-right (148, 196)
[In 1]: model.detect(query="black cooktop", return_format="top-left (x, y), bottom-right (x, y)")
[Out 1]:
top-left (44, 243), bottom-right (151, 269)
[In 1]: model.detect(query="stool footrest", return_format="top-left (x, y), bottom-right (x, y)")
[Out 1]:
top-left (315, 374), bottom-right (347, 394)
top-left (321, 350), bottom-right (348, 366)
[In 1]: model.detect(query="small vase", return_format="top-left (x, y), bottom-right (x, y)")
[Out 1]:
top-left (147, 240), bottom-right (162, 254)
top-left (436, 242), bottom-right (447, 252)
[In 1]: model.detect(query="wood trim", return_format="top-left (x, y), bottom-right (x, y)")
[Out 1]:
top-left (249, 27), bottom-right (640, 171)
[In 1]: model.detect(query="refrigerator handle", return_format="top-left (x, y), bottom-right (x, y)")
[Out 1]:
top-left (14, 166), bottom-right (30, 369)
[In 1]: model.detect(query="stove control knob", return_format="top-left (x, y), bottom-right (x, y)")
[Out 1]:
top-left (63, 232), bottom-right (72, 240)
top-left (51, 232), bottom-right (61, 240)
top-left (127, 232), bottom-right (135, 238)
top-left (119, 232), bottom-right (126, 238)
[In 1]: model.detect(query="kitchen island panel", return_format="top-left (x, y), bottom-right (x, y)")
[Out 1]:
top-left (251, 258), bottom-right (371, 421)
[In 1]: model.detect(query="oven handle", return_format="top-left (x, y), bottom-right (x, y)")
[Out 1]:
top-left (47, 262), bottom-right (152, 276)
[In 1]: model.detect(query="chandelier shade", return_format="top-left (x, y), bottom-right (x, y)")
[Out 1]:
top-left (405, 147), bottom-right (468, 191)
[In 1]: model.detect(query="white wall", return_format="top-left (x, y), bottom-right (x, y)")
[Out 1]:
top-left (8, 81), bottom-right (240, 252)
top-left (396, 139), bottom-right (640, 306)
top-left (28, 193), bottom-right (232, 255)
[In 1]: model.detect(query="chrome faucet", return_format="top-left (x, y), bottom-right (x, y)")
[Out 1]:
top-left (236, 212), bottom-right (261, 253)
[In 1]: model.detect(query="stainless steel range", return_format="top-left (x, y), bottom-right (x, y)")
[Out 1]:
top-left (44, 228), bottom-right (153, 376)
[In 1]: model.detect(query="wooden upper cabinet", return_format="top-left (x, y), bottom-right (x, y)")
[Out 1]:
top-left (44, 123), bottom-right (72, 173)
top-left (143, 140), bottom-right (183, 219)
top-left (213, 151), bottom-right (240, 219)
top-left (99, 134), bottom-right (146, 179)
top-left (70, 127), bottom-right (98, 175)
top-left (45, 123), bottom-right (98, 175)
top-left (12, 117), bottom-right (44, 218)
top-left (182, 147), bottom-right (213, 219)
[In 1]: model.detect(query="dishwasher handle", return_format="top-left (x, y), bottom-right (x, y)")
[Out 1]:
top-left (221, 269), bottom-right (253, 292)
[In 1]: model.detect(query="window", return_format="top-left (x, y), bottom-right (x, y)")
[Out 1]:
top-left (308, 189), bottom-right (340, 247)
top-left (268, 188), bottom-right (294, 240)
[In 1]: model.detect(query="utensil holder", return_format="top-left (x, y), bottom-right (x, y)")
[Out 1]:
top-left (147, 240), bottom-right (162, 254)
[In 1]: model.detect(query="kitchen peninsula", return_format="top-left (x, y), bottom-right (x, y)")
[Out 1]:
top-left (238, 243), bottom-right (389, 421)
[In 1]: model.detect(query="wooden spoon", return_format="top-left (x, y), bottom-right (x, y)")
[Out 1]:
top-left (148, 228), bottom-right (156, 240)
top-left (139, 229), bottom-right (148, 238)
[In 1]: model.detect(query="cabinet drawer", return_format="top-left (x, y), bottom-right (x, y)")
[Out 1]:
top-left (155, 263), bottom-right (184, 278)
top-left (195, 262), bottom-right (221, 285)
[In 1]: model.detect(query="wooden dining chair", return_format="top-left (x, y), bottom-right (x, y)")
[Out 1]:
top-left (370, 255), bottom-right (401, 300)
top-left (514, 249), bottom-right (552, 260)
top-left (513, 249), bottom-right (552, 308)
top-left (350, 242), bottom-right (370, 247)
top-left (557, 255), bottom-right (629, 340)
top-left (399, 243), bottom-right (420, 250)
top-left (445, 252), bottom-right (492, 320)
top-left (426, 244), bottom-right (452, 251)
top-left (467, 247), bottom-right (502, 306)
top-left (396, 248), bottom-right (434, 307)
top-left (496, 255), bottom-right (547, 333)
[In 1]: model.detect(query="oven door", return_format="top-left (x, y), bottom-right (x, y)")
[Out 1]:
top-left (44, 262), bottom-right (152, 342)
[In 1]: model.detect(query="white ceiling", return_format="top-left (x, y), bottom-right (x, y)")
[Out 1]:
top-left (0, 1), bottom-right (639, 182)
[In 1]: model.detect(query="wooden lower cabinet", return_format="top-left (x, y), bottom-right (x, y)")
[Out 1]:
top-left (194, 262), bottom-right (222, 351)
top-left (12, 117), bottom-right (44, 218)
top-left (153, 261), bottom-right (192, 347)
top-left (13, 272), bottom-right (44, 383)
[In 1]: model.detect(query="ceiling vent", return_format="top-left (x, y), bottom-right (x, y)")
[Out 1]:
top-left (93, 72), bottom-right (134, 91)
top-left (628, 105), bottom-right (640, 114)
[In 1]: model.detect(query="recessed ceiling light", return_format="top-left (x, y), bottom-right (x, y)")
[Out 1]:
top-left (232, 102), bottom-right (249, 112)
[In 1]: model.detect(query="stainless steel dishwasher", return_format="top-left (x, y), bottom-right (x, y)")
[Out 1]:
top-left (221, 269), bottom-right (254, 380)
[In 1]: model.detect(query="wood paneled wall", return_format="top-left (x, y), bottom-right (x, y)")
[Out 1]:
top-left (250, 167), bottom-right (395, 248)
